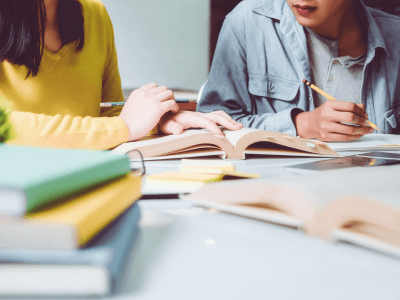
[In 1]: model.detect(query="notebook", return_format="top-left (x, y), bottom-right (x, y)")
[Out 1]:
top-left (0, 174), bottom-right (141, 249)
top-left (0, 145), bottom-right (130, 216)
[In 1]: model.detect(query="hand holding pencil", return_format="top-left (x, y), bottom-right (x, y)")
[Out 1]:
top-left (293, 79), bottom-right (378, 142)
top-left (302, 79), bottom-right (382, 132)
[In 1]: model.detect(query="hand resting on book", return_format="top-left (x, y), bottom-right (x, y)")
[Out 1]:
top-left (159, 110), bottom-right (243, 137)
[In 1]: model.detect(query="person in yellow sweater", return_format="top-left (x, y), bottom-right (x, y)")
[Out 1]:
top-left (0, 0), bottom-right (241, 150)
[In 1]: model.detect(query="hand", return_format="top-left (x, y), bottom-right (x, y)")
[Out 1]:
top-left (294, 100), bottom-right (374, 141)
top-left (159, 110), bottom-right (243, 136)
top-left (119, 83), bottom-right (179, 141)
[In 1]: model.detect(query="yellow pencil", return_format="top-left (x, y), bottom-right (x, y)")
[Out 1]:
top-left (302, 79), bottom-right (382, 132)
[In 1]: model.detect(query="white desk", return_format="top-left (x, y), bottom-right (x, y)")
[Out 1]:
top-left (111, 157), bottom-right (400, 300)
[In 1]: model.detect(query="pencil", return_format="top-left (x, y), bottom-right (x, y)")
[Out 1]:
top-left (100, 102), bottom-right (125, 107)
top-left (302, 79), bottom-right (382, 132)
top-left (100, 99), bottom-right (197, 107)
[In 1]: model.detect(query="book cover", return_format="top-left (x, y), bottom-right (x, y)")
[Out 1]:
top-left (0, 145), bottom-right (131, 216)
top-left (0, 174), bottom-right (142, 249)
top-left (0, 202), bottom-right (141, 297)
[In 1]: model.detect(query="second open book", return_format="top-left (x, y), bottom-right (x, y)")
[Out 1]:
top-left (112, 128), bottom-right (339, 160)
top-left (182, 164), bottom-right (400, 258)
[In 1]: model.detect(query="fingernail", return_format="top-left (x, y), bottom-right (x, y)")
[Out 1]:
top-left (172, 125), bottom-right (181, 134)
top-left (214, 134), bottom-right (224, 139)
top-left (363, 120), bottom-right (369, 127)
top-left (370, 127), bottom-right (375, 133)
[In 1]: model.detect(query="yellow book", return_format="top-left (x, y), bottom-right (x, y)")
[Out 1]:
top-left (0, 174), bottom-right (141, 250)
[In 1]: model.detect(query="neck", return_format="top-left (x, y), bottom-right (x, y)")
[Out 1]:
top-left (43, 0), bottom-right (59, 28)
top-left (310, 4), bottom-right (366, 57)
top-left (42, 0), bottom-right (63, 53)
top-left (311, 2), bottom-right (356, 40)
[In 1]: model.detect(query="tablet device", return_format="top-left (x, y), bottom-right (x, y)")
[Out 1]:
top-left (285, 154), bottom-right (400, 173)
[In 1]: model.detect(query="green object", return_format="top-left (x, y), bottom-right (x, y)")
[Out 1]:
top-left (0, 107), bottom-right (11, 143)
top-left (0, 145), bottom-right (131, 215)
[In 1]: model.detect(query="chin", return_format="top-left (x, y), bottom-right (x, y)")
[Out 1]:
top-left (294, 16), bottom-right (321, 29)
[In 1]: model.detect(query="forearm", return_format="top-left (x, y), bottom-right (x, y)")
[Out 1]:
top-left (8, 111), bottom-right (129, 150)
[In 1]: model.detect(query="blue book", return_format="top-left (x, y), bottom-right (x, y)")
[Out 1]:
top-left (0, 145), bottom-right (131, 216)
top-left (0, 202), bottom-right (140, 297)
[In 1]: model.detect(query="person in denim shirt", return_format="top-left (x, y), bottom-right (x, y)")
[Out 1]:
top-left (198, 0), bottom-right (400, 141)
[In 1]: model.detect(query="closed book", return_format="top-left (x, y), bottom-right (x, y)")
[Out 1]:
top-left (0, 173), bottom-right (141, 249)
top-left (0, 145), bottom-right (131, 216)
top-left (0, 202), bottom-right (140, 297)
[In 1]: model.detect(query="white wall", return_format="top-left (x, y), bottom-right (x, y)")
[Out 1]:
top-left (102, 0), bottom-right (210, 91)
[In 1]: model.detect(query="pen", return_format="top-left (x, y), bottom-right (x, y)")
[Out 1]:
top-left (100, 99), bottom-right (197, 107)
top-left (302, 79), bottom-right (383, 132)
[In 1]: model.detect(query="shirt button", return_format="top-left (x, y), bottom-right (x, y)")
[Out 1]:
top-left (270, 87), bottom-right (275, 93)
top-left (329, 76), bottom-right (334, 81)
top-left (331, 41), bottom-right (337, 47)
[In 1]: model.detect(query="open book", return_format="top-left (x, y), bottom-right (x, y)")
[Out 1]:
top-left (182, 164), bottom-right (400, 258)
top-left (112, 128), bottom-right (339, 160)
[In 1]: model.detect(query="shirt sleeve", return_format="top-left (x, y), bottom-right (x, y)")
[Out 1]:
top-left (197, 19), bottom-right (299, 136)
top-left (7, 4), bottom-right (130, 150)
top-left (7, 112), bottom-right (129, 150)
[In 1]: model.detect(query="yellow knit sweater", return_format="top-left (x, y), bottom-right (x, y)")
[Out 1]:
top-left (0, 0), bottom-right (129, 150)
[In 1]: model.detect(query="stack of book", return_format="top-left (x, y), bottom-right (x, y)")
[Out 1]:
top-left (0, 145), bottom-right (142, 297)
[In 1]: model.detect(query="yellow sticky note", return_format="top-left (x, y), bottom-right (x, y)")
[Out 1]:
top-left (146, 171), bottom-right (224, 183)
top-left (180, 159), bottom-right (235, 173)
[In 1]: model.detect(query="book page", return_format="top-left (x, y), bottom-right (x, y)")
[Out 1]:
top-left (324, 134), bottom-right (400, 151)
top-left (224, 128), bottom-right (339, 158)
top-left (223, 128), bottom-right (260, 147)
top-left (112, 129), bottom-right (234, 159)
top-left (112, 129), bottom-right (210, 154)
top-left (332, 227), bottom-right (400, 259)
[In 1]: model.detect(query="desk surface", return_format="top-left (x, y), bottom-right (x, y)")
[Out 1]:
top-left (121, 157), bottom-right (400, 299)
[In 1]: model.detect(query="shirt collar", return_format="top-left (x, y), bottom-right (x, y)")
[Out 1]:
top-left (249, 0), bottom-right (389, 58)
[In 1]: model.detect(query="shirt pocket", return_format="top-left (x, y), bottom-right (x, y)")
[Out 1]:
top-left (248, 74), bottom-right (300, 101)
top-left (384, 107), bottom-right (400, 133)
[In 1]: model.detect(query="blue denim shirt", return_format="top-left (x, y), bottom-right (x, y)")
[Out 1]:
top-left (198, 0), bottom-right (400, 135)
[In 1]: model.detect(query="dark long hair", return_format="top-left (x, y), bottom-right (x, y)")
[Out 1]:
top-left (0, 0), bottom-right (84, 77)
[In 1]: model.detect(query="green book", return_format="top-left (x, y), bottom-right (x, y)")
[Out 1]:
top-left (0, 145), bottom-right (131, 216)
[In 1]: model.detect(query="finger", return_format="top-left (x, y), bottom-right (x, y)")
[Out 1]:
top-left (330, 122), bottom-right (374, 136)
top-left (336, 112), bottom-right (370, 127)
top-left (356, 103), bottom-right (368, 119)
top-left (212, 110), bottom-right (232, 119)
top-left (160, 99), bottom-right (180, 114)
top-left (205, 113), bottom-right (242, 130)
top-left (356, 103), bottom-right (365, 110)
top-left (211, 111), bottom-right (243, 127)
top-left (159, 119), bottom-right (184, 135)
top-left (138, 82), bottom-right (158, 91)
top-left (146, 86), bottom-right (168, 96)
top-left (330, 101), bottom-right (368, 118)
top-left (175, 113), bottom-right (223, 135)
top-left (156, 90), bottom-right (175, 102)
top-left (319, 132), bottom-right (364, 142)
